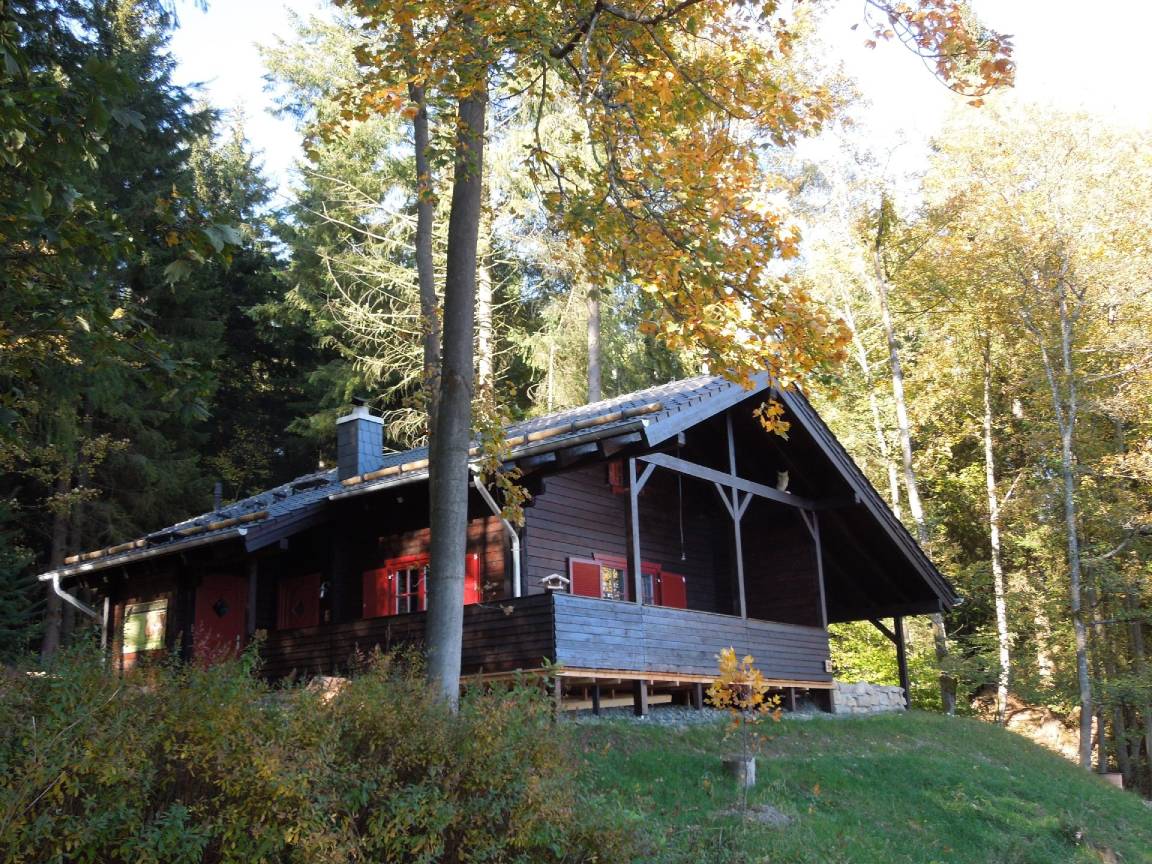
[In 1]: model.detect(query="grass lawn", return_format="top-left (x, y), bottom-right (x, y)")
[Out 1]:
top-left (572, 711), bottom-right (1152, 864)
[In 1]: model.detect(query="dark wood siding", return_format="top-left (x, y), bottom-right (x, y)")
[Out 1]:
top-left (375, 515), bottom-right (505, 601)
top-left (261, 592), bottom-right (831, 685)
top-left (523, 465), bottom-right (732, 613)
top-left (552, 593), bottom-right (831, 683)
top-left (741, 500), bottom-right (823, 627)
top-left (260, 593), bottom-right (555, 679)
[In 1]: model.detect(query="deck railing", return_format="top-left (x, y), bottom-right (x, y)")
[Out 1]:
top-left (259, 592), bottom-right (832, 685)
top-left (552, 594), bottom-right (832, 683)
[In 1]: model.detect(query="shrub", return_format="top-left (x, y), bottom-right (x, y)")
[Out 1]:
top-left (0, 644), bottom-right (630, 863)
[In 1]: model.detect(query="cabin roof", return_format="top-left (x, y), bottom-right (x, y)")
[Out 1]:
top-left (39, 374), bottom-right (956, 613)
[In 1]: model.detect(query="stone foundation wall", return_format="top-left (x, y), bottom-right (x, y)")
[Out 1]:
top-left (831, 681), bottom-right (906, 715)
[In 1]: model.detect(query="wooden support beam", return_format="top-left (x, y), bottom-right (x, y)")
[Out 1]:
top-left (591, 683), bottom-right (601, 716)
top-left (733, 498), bottom-right (748, 620)
top-left (553, 676), bottom-right (564, 719)
top-left (726, 411), bottom-right (739, 476)
top-left (869, 617), bottom-right (897, 643)
top-left (600, 431), bottom-right (643, 457)
top-left (786, 687), bottom-right (797, 713)
top-left (638, 452), bottom-right (819, 510)
top-left (714, 481), bottom-right (735, 518)
top-left (633, 678), bottom-right (649, 717)
top-left (517, 451), bottom-right (558, 473)
top-left (557, 441), bottom-right (600, 467)
top-left (635, 460), bottom-right (656, 494)
top-left (895, 615), bottom-right (910, 708)
top-left (627, 458), bottom-right (644, 605)
top-left (813, 511), bottom-right (828, 630)
top-left (692, 682), bottom-right (705, 710)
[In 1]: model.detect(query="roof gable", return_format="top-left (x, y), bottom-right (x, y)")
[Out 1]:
top-left (41, 374), bottom-right (954, 612)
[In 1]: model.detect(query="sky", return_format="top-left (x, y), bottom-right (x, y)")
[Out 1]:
top-left (169, 0), bottom-right (1152, 204)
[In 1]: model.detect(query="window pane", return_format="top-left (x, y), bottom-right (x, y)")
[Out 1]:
top-left (600, 566), bottom-right (622, 600)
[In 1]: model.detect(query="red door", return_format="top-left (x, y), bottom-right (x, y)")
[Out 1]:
top-left (194, 572), bottom-right (249, 661)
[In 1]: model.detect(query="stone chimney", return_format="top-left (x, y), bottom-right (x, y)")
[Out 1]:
top-left (336, 398), bottom-right (384, 481)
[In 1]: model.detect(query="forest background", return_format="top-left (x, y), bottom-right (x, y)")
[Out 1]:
top-left (2, 0), bottom-right (1151, 789)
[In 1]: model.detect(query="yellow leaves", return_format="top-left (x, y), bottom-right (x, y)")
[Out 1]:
top-left (753, 399), bottom-right (790, 438)
top-left (707, 646), bottom-right (777, 718)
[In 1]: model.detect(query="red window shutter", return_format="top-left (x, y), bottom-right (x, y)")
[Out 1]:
top-left (278, 571), bottom-right (321, 629)
top-left (658, 571), bottom-right (687, 609)
top-left (362, 568), bottom-right (377, 618)
top-left (568, 558), bottom-right (602, 597)
top-left (362, 568), bottom-right (395, 618)
top-left (418, 565), bottom-right (427, 611)
top-left (464, 554), bottom-right (481, 605)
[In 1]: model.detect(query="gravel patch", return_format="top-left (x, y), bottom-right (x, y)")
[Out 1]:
top-left (565, 704), bottom-right (834, 725)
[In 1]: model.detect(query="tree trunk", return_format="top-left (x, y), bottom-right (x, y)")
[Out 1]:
top-left (476, 230), bottom-right (494, 392)
top-left (39, 470), bottom-right (72, 660)
top-left (408, 76), bottom-right (440, 434)
top-left (1029, 585), bottom-right (1056, 687)
top-left (981, 338), bottom-right (1011, 724)
top-left (836, 283), bottom-right (901, 516)
top-left (1086, 580), bottom-right (1107, 772)
top-left (873, 249), bottom-right (955, 714)
top-left (587, 285), bottom-right (602, 403)
top-left (1032, 286), bottom-right (1092, 768)
top-left (1126, 591), bottom-right (1152, 790)
top-left (426, 75), bottom-right (486, 709)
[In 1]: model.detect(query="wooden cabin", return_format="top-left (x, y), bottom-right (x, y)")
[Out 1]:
top-left (40, 375), bottom-right (956, 713)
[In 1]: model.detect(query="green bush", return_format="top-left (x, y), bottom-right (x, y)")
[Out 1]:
top-left (0, 645), bottom-right (630, 863)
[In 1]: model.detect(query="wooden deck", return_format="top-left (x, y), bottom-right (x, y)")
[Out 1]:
top-left (260, 592), bottom-right (833, 686)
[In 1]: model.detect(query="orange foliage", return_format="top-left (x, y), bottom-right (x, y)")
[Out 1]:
top-left (335, 1), bottom-right (1011, 418)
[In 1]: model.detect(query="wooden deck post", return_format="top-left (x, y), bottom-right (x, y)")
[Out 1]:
top-left (726, 414), bottom-right (749, 619)
top-left (626, 458), bottom-right (656, 604)
top-left (553, 676), bottom-right (564, 719)
top-left (691, 682), bottom-right (704, 710)
top-left (894, 615), bottom-right (910, 708)
top-left (591, 683), bottom-right (602, 716)
top-left (632, 679), bottom-right (649, 717)
top-left (812, 511), bottom-right (828, 629)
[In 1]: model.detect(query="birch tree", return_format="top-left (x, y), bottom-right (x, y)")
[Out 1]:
top-left (923, 103), bottom-right (1152, 767)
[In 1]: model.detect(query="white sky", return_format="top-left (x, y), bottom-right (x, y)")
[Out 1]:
top-left (169, 0), bottom-right (1152, 205)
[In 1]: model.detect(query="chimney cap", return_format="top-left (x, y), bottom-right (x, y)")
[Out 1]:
top-left (351, 395), bottom-right (368, 407)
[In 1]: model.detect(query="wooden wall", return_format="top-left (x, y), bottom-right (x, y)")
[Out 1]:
top-left (107, 567), bottom-right (181, 672)
top-left (261, 593), bottom-right (555, 679)
top-left (259, 591), bottom-right (833, 684)
top-left (740, 499), bottom-right (823, 627)
top-left (374, 515), bottom-right (506, 601)
top-left (552, 593), bottom-right (832, 682)
top-left (522, 464), bottom-right (733, 612)
top-left (251, 511), bottom-right (508, 630)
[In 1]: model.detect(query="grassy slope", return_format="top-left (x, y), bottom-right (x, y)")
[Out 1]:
top-left (573, 712), bottom-right (1152, 864)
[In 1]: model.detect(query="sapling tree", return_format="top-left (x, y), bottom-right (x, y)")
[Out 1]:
top-left (707, 647), bottom-right (781, 809)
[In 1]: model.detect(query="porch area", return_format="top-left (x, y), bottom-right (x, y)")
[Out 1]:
top-left (259, 591), bottom-right (833, 709)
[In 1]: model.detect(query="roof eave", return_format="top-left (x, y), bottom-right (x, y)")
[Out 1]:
top-left (778, 387), bottom-right (960, 609)
top-left (38, 527), bottom-right (247, 583)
